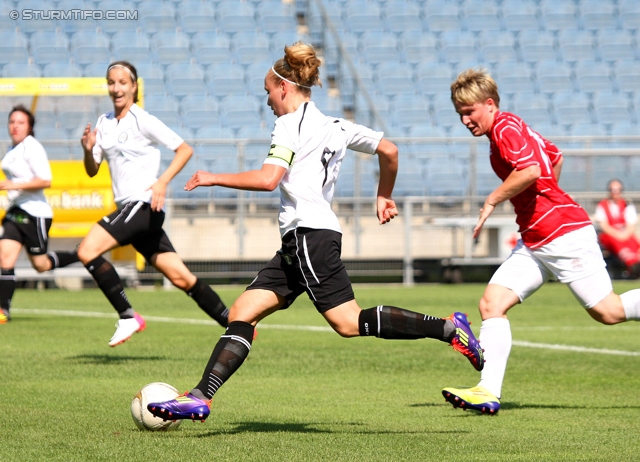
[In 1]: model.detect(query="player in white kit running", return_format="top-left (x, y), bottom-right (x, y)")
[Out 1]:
top-left (78, 61), bottom-right (228, 346)
top-left (441, 68), bottom-right (640, 415)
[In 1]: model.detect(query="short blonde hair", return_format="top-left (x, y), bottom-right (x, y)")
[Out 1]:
top-left (451, 68), bottom-right (500, 108)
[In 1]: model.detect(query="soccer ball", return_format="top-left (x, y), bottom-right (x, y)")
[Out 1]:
top-left (131, 382), bottom-right (183, 431)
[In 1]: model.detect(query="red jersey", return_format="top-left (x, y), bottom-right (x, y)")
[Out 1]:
top-left (488, 111), bottom-right (591, 249)
top-left (597, 199), bottom-right (628, 230)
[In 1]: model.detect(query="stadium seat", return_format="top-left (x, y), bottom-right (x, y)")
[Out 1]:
top-left (165, 62), bottom-right (206, 98)
top-left (56, 0), bottom-right (97, 33)
top-left (589, 156), bottom-right (629, 192)
top-left (233, 32), bottom-right (271, 66)
top-left (216, 2), bottom-right (256, 34)
top-left (97, 0), bottom-right (139, 34)
top-left (112, 31), bottom-right (152, 64)
top-left (578, 0), bottom-right (618, 31)
top-left (390, 94), bottom-right (431, 133)
top-left (151, 31), bottom-right (191, 65)
top-left (195, 125), bottom-right (236, 140)
top-left (0, 30), bottom-right (29, 65)
top-left (557, 29), bottom-right (596, 63)
top-left (133, 62), bottom-right (165, 96)
top-left (423, 0), bottom-right (460, 32)
top-left (415, 61), bottom-right (452, 96)
top-left (206, 64), bottom-right (247, 98)
top-left (180, 95), bottom-right (220, 131)
top-left (552, 91), bottom-right (593, 126)
top-left (494, 62), bottom-right (535, 94)
top-left (461, 0), bottom-right (500, 32)
top-left (614, 61), bottom-right (640, 93)
top-left (518, 30), bottom-right (557, 63)
top-left (619, 0), bottom-right (640, 31)
top-left (144, 94), bottom-right (182, 126)
top-left (432, 93), bottom-right (460, 128)
top-left (192, 32), bottom-right (233, 65)
top-left (16, 0), bottom-right (58, 34)
top-left (559, 156), bottom-right (588, 192)
top-left (610, 122), bottom-right (638, 137)
top-left (3, 62), bottom-right (42, 78)
top-left (440, 31), bottom-right (477, 64)
top-left (593, 91), bottom-right (632, 125)
top-left (360, 31), bottom-right (399, 66)
top-left (138, 1), bottom-right (177, 34)
top-left (323, 32), bottom-right (358, 79)
top-left (511, 92), bottom-right (553, 126)
top-left (245, 61), bottom-right (272, 96)
top-left (82, 62), bottom-right (112, 78)
top-left (256, 0), bottom-right (297, 34)
top-left (344, 2), bottom-right (383, 34)
top-left (597, 30), bottom-right (636, 63)
top-left (501, 0), bottom-right (539, 32)
top-left (270, 31), bottom-right (311, 54)
top-left (574, 60), bottom-right (613, 93)
top-left (0, 1), bottom-right (18, 32)
top-left (383, 1), bottom-right (422, 34)
top-left (535, 60), bottom-right (574, 94)
top-left (478, 30), bottom-right (517, 64)
top-left (400, 31), bottom-right (438, 66)
top-left (540, 0), bottom-right (578, 31)
top-left (177, 0), bottom-right (216, 34)
top-left (42, 61), bottom-right (83, 78)
top-left (70, 31), bottom-right (111, 66)
top-left (236, 125), bottom-right (272, 141)
top-left (425, 156), bottom-right (468, 197)
top-left (219, 95), bottom-right (262, 130)
top-left (376, 62), bottom-right (415, 97)
top-left (31, 31), bottom-right (71, 66)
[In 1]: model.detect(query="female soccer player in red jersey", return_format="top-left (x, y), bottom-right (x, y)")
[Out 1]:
top-left (441, 68), bottom-right (640, 415)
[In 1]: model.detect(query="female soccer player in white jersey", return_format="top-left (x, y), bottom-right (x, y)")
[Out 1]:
top-left (78, 61), bottom-right (228, 346)
top-left (0, 105), bottom-right (80, 324)
top-left (145, 43), bottom-right (484, 422)
top-left (441, 69), bottom-right (640, 415)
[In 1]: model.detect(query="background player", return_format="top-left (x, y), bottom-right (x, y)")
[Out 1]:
top-left (78, 61), bottom-right (228, 346)
top-left (441, 68), bottom-right (640, 415)
top-left (145, 43), bottom-right (484, 422)
top-left (0, 105), bottom-right (80, 324)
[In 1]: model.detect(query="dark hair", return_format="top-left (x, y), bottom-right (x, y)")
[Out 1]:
top-left (9, 104), bottom-right (35, 137)
top-left (106, 60), bottom-right (139, 103)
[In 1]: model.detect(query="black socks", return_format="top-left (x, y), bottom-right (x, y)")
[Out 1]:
top-left (0, 269), bottom-right (16, 311)
top-left (84, 256), bottom-right (133, 318)
top-left (185, 278), bottom-right (229, 327)
top-left (47, 250), bottom-right (80, 269)
top-left (192, 321), bottom-right (255, 399)
top-left (358, 305), bottom-right (452, 342)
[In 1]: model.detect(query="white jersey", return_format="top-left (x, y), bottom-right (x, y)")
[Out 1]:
top-left (264, 101), bottom-right (383, 236)
top-left (594, 200), bottom-right (638, 225)
top-left (1, 135), bottom-right (53, 218)
top-left (92, 104), bottom-right (183, 207)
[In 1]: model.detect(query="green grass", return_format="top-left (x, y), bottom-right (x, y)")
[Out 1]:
top-left (2, 282), bottom-right (640, 461)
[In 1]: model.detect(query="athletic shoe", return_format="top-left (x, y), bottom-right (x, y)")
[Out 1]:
top-left (442, 386), bottom-right (500, 415)
top-left (108, 312), bottom-right (146, 347)
top-left (0, 308), bottom-right (9, 324)
top-left (446, 312), bottom-right (485, 371)
top-left (147, 392), bottom-right (211, 422)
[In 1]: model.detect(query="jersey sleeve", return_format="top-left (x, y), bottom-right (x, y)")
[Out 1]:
top-left (342, 120), bottom-right (383, 155)
top-left (25, 137), bottom-right (52, 181)
top-left (139, 111), bottom-right (184, 151)
top-left (594, 203), bottom-right (607, 223)
top-left (625, 203), bottom-right (638, 225)
top-left (265, 117), bottom-right (297, 169)
top-left (495, 125), bottom-right (538, 170)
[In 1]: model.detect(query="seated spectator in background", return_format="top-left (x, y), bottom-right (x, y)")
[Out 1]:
top-left (595, 179), bottom-right (640, 278)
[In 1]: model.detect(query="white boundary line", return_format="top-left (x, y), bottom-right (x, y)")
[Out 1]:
top-left (11, 308), bottom-right (640, 357)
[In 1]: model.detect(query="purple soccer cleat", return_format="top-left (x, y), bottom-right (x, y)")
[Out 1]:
top-left (147, 392), bottom-right (211, 422)
top-left (446, 312), bottom-right (485, 371)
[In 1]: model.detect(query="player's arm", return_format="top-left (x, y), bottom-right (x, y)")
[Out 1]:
top-left (0, 177), bottom-right (50, 191)
top-left (474, 165), bottom-right (541, 238)
top-left (185, 163), bottom-right (287, 192)
top-left (375, 138), bottom-right (398, 224)
top-left (81, 123), bottom-right (100, 177)
top-left (553, 155), bottom-right (563, 182)
top-left (149, 142), bottom-right (193, 211)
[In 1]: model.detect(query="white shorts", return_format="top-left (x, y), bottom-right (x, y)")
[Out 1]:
top-left (490, 225), bottom-right (613, 308)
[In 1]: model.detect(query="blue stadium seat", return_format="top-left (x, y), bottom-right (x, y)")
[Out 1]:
top-left (415, 61), bottom-right (452, 96)
top-left (217, 1), bottom-right (256, 34)
top-left (579, 0), bottom-right (618, 31)
top-left (423, 0), bottom-right (460, 32)
top-left (313, 91), bottom-right (344, 119)
top-left (206, 64), bottom-right (247, 98)
top-left (236, 125), bottom-right (272, 141)
top-left (614, 61), bottom-right (640, 93)
top-left (219, 95), bottom-right (262, 130)
top-left (134, 62), bottom-right (165, 96)
top-left (344, 2), bottom-right (383, 34)
top-left (0, 1), bottom-right (18, 32)
top-left (432, 93), bottom-right (459, 129)
top-left (0, 30), bottom-right (29, 65)
top-left (166, 62), bottom-right (206, 98)
top-left (500, 0), bottom-right (539, 32)
top-left (619, 0), bottom-right (640, 31)
top-left (353, 93), bottom-right (390, 128)
top-left (31, 31), bottom-right (70, 66)
top-left (361, 31), bottom-right (399, 66)
top-left (518, 30), bottom-right (557, 63)
top-left (478, 30), bottom-right (517, 64)
top-left (425, 155), bottom-right (468, 197)
top-left (97, 0), bottom-right (139, 34)
top-left (151, 31), bottom-right (191, 65)
top-left (56, 0), bottom-right (97, 33)
top-left (440, 31), bottom-right (477, 64)
top-left (270, 31), bottom-right (311, 54)
top-left (461, 0), bottom-right (500, 32)
top-left (589, 156), bottom-right (629, 192)
top-left (323, 32), bottom-right (358, 78)
top-left (575, 60), bottom-right (613, 93)
top-left (180, 95), bottom-right (219, 131)
top-left (557, 30), bottom-right (595, 63)
top-left (245, 61), bottom-right (271, 96)
top-left (57, 97), bottom-right (99, 133)
top-left (569, 122), bottom-right (607, 137)
top-left (16, 0), bottom-right (58, 34)
top-left (593, 91), bottom-right (632, 125)
top-left (70, 31), bottom-right (111, 66)
top-left (400, 31), bottom-right (438, 66)
top-left (383, 1), bottom-right (422, 34)
top-left (144, 95), bottom-right (181, 126)
top-left (177, 0), bottom-right (215, 34)
top-left (511, 92), bottom-right (552, 126)
top-left (83, 62), bottom-right (111, 78)
top-left (138, 1), bottom-right (177, 34)
top-left (3, 62), bottom-right (42, 78)
top-left (535, 60), bottom-right (574, 94)
top-left (610, 122), bottom-right (638, 137)
top-left (597, 30), bottom-right (636, 63)
top-left (233, 32), bottom-right (271, 66)
top-left (111, 31), bottom-right (151, 64)
top-left (531, 123), bottom-right (568, 138)
top-left (552, 91), bottom-right (593, 126)
top-left (192, 32), bottom-right (233, 65)
top-left (376, 62), bottom-right (415, 97)
top-left (540, 0), bottom-right (577, 31)
top-left (559, 156), bottom-right (588, 192)
top-left (42, 61), bottom-right (83, 77)
top-left (257, 0), bottom-right (297, 34)
top-left (495, 62), bottom-right (535, 94)
top-left (195, 125), bottom-right (236, 140)
top-left (341, 62), bottom-right (376, 107)
top-left (390, 94), bottom-right (431, 133)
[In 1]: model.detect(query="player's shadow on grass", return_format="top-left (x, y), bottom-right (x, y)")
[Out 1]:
top-left (66, 354), bottom-right (167, 365)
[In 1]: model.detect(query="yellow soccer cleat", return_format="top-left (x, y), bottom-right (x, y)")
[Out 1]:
top-left (442, 385), bottom-right (500, 415)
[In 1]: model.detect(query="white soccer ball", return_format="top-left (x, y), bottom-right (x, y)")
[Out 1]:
top-left (131, 382), bottom-right (183, 431)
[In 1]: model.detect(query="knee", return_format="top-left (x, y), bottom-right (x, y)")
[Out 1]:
top-left (76, 244), bottom-right (96, 264)
top-left (333, 325), bottom-right (359, 338)
top-left (33, 261), bottom-right (49, 273)
top-left (589, 309), bottom-right (623, 325)
top-left (478, 296), bottom-right (507, 320)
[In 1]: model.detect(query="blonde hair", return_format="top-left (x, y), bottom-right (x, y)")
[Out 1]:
top-left (451, 68), bottom-right (500, 108)
top-left (270, 42), bottom-right (322, 94)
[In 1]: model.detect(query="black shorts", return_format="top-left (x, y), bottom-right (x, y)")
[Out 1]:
top-left (248, 227), bottom-right (355, 313)
top-left (0, 207), bottom-right (52, 255)
top-left (98, 201), bottom-right (176, 262)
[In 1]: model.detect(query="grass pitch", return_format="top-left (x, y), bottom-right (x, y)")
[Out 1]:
top-left (2, 282), bottom-right (640, 461)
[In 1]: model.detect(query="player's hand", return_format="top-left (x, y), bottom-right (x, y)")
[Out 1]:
top-left (377, 196), bottom-right (398, 224)
top-left (0, 180), bottom-right (14, 191)
top-left (184, 170), bottom-right (216, 191)
top-left (473, 201), bottom-right (495, 238)
top-left (80, 124), bottom-right (97, 153)
top-left (148, 181), bottom-right (167, 211)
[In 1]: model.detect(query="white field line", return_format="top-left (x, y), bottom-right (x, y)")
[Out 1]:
top-left (11, 308), bottom-right (640, 357)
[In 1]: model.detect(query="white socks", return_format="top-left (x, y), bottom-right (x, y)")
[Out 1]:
top-left (620, 289), bottom-right (640, 321)
top-left (477, 317), bottom-right (512, 399)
